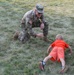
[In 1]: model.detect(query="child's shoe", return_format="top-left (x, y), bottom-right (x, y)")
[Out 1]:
top-left (39, 61), bottom-right (45, 70)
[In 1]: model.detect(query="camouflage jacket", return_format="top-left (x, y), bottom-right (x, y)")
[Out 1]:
top-left (21, 10), bottom-right (45, 25)
top-left (21, 10), bottom-right (46, 37)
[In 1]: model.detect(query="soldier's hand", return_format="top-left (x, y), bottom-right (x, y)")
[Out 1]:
top-left (36, 33), bottom-right (44, 38)
top-left (40, 23), bottom-right (44, 30)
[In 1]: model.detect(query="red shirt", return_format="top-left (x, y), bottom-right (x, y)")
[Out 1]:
top-left (51, 40), bottom-right (69, 49)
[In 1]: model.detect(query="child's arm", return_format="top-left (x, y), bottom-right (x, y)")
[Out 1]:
top-left (47, 45), bottom-right (52, 53)
top-left (68, 46), bottom-right (73, 55)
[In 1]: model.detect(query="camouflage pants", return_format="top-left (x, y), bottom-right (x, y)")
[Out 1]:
top-left (23, 21), bottom-right (48, 36)
top-left (19, 21), bottom-right (48, 42)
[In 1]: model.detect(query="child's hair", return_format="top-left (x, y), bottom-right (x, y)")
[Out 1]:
top-left (55, 34), bottom-right (63, 40)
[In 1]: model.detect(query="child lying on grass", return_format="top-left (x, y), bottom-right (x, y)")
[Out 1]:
top-left (39, 34), bottom-right (72, 73)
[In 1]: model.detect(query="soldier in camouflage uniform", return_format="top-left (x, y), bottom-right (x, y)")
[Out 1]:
top-left (13, 4), bottom-right (49, 42)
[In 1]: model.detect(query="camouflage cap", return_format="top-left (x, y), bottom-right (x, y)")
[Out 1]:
top-left (36, 4), bottom-right (44, 13)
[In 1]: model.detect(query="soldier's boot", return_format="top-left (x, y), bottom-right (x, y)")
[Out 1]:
top-left (13, 31), bottom-right (20, 40)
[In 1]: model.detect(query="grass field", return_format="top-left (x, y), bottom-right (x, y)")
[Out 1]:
top-left (0, 0), bottom-right (74, 75)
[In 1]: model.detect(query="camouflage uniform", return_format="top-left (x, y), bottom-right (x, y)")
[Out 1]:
top-left (20, 10), bottom-right (48, 41)
top-left (17, 4), bottom-right (49, 42)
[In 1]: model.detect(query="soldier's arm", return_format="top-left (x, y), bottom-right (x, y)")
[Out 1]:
top-left (21, 10), bottom-right (33, 24)
top-left (27, 21), bottom-right (36, 38)
top-left (21, 14), bottom-right (26, 24)
top-left (27, 11), bottom-right (37, 37)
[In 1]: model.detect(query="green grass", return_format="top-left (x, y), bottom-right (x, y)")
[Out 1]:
top-left (0, 0), bottom-right (74, 75)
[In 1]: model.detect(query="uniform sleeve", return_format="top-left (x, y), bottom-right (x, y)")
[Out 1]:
top-left (22, 10), bottom-right (33, 24)
top-left (27, 11), bottom-right (34, 23)
top-left (28, 23), bottom-right (36, 37)
top-left (27, 13), bottom-right (36, 37)
top-left (21, 14), bottom-right (26, 24)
